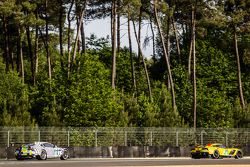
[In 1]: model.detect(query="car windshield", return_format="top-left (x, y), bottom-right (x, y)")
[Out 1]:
top-left (211, 144), bottom-right (225, 148)
top-left (219, 144), bottom-right (226, 148)
top-left (42, 143), bottom-right (55, 147)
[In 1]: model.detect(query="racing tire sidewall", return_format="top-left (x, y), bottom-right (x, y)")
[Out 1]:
top-left (212, 150), bottom-right (220, 159)
top-left (60, 149), bottom-right (69, 160)
top-left (235, 151), bottom-right (243, 159)
top-left (16, 156), bottom-right (23, 160)
top-left (38, 150), bottom-right (47, 160)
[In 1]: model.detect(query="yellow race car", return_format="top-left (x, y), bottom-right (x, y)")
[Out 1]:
top-left (191, 143), bottom-right (243, 159)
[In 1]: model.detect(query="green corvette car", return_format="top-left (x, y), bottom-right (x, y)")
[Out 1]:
top-left (191, 143), bottom-right (243, 159)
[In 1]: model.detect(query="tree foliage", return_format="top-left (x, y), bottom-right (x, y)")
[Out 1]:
top-left (0, 0), bottom-right (250, 128)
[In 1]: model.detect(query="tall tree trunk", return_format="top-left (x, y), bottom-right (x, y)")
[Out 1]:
top-left (149, 16), bottom-right (156, 59)
top-left (67, 0), bottom-right (74, 78)
top-left (191, 5), bottom-right (197, 129)
top-left (17, 24), bottom-right (24, 82)
top-left (45, 0), bottom-right (52, 80)
top-left (3, 16), bottom-right (10, 72)
top-left (35, 25), bottom-right (39, 75)
top-left (234, 26), bottom-right (245, 110)
top-left (34, 10), bottom-right (39, 77)
top-left (59, 0), bottom-right (64, 67)
top-left (188, 10), bottom-right (193, 78)
top-left (26, 26), bottom-right (35, 84)
top-left (81, 21), bottom-right (86, 54)
top-left (16, 26), bottom-right (21, 74)
top-left (77, 18), bottom-right (81, 53)
top-left (10, 52), bottom-right (14, 71)
top-left (132, 20), bottom-right (152, 101)
top-left (111, 0), bottom-right (117, 90)
top-left (128, 8), bottom-right (137, 93)
top-left (166, 17), bottom-right (171, 90)
top-left (117, 0), bottom-right (121, 53)
top-left (20, 42), bottom-right (24, 83)
top-left (188, 40), bottom-right (193, 78)
top-left (138, 6), bottom-right (142, 63)
top-left (78, 0), bottom-right (87, 74)
top-left (172, 17), bottom-right (181, 61)
top-left (76, 18), bottom-right (81, 53)
top-left (72, 7), bottom-right (85, 70)
top-left (154, 0), bottom-right (176, 110)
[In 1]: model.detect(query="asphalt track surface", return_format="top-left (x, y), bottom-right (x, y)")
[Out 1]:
top-left (1, 158), bottom-right (250, 167)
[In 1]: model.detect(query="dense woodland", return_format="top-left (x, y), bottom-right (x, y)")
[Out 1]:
top-left (0, 0), bottom-right (250, 128)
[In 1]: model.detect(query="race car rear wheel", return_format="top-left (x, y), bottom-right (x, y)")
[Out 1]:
top-left (60, 149), bottom-right (69, 160)
top-left (37, 150), bottom-right (47, 160)
top-left (212, 150), bottom-right (220, 159)
top-left (235, 151), bottom-right (243, 159)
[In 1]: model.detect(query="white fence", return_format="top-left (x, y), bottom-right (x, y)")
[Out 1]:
top-left (0, 127), bottom-right (249, 147)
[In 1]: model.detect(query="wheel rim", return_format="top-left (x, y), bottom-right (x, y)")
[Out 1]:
top-left (237, 151), bottom-right (242, 158)
top-left (63, 151), bottom-right (68, 159)
top-left (214, 151), bottom-right (219, 158)
top-left (41, 151), bottom-right (46, 159)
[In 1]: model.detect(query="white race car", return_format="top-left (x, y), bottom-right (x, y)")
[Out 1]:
top-left (15, 142), bottom-right (69, 160)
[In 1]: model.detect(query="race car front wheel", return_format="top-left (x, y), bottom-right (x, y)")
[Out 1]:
top-left (16, 156), bottom-right (24, 160)
top-left (212, 150), bottom-right (220, 159)
top-left (60, 150), bottom-right (69, 160)
top-left (235, 151), bottom-right (243, 159)
top-left (37, 150), bottom-right (47, 160)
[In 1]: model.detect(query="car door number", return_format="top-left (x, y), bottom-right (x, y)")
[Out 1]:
top-left (54, 149), bottom-right (61, 156)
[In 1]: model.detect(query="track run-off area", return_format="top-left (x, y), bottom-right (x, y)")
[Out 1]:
top-left (1, 158), bottom-right (250, 167)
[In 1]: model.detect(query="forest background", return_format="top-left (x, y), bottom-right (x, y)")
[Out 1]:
top-left (0, 0), bottom-right (250, 128)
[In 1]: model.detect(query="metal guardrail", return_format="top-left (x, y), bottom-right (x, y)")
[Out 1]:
top-left (0, 127), bottom-right (249, 147)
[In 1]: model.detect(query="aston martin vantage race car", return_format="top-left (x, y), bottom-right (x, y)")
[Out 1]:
top-left (191, 143), bottom-right (243, 159)
top-left (15, 142), bottom-right (69, 160)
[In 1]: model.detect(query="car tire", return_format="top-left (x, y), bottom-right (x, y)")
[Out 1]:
top-left (212, 150), bottom-right (220, 159)
top-left (60, 149), bottom-right (69, 160)
top-left (235, 151), bottom-right (243, 159)
top-left (37, 150), bottom-right (47, 160)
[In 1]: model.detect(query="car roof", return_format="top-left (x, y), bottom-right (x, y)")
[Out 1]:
top-left (206, 143), bottom-right (223, 146)
top-left (34, 142), bottom-right (51, 145)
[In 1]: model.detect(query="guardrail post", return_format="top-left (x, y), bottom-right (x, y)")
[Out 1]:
top-left (176, 131), bottom-right (179, 147)
top-left (201, 131), bottom-right (203, 145)
top-left (124, 131), bottom-right (127, 146)
top-left (225, 132), bottom-right (228, 146)
top-left (201, 130), bottom-right (206, 146)
top-left (67, 131), bottom-right (70, 147)
top-left (247, 132), bottom-right (249, 146)
top-left (150, 131), bottom-right (153, 146)
top-left (7, 131), bottom-right (10, 147)
top-left (94, 130), bottom-right (98, 147)
top-left (38, 131), bottom-right (40, 142)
